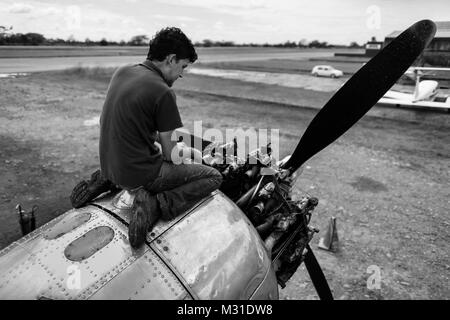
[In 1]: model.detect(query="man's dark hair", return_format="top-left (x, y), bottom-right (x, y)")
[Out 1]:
top-left (147, 27), bottom-right (197, 63)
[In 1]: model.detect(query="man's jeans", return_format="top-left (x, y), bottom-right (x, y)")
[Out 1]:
top-left (145, 161), bottom-right (222, 221)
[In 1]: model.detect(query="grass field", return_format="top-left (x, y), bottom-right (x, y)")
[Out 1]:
top-left (0, 45), bottom-right (147, 58)
top-left (0, 45), bottom-right (347, 59)
top-left (0, 46), bottom-right (343, 74)
top-left (197, 58), bottom-right (365, 75)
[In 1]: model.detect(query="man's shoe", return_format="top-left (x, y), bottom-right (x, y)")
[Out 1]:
top-left (128, 189), bottom-right (161, 248)
top-left (70, 170), bottom-right (113, 208)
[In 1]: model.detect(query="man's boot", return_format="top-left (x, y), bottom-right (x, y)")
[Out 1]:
top-left (70, 170), bottom-right (115, 208)
top-left (129, 188), bottom-right (161, 248)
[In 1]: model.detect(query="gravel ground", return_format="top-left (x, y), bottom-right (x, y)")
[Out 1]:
top-left (0, 69), bottom-right (448, 299)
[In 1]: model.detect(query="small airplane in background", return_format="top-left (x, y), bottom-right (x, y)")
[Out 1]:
top-left (377, 67), bottom-right (450, 111)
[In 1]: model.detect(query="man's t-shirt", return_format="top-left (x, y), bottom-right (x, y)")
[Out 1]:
top-left (99, 60), bottom-right (183, 189)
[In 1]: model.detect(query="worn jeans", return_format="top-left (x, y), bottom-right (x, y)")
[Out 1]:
top-left (145, 161), bottom-right (222, 221)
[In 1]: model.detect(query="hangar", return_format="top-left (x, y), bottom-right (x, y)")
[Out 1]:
top-left (385, 21), bottom-right (450, 66)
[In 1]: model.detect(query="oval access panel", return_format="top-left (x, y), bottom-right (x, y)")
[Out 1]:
top-left (64, 226), bottom-right (114, 261)
top-left (45, 212), bottom-right (92, 240)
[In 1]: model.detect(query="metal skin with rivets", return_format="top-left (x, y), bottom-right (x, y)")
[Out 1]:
top-left (0, 190), bottom-right (277, 300)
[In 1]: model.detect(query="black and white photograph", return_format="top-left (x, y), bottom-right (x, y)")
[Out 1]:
top-left (0, 0), bottom-right (448, 303)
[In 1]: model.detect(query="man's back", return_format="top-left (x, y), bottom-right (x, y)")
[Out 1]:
top-left (99, 62), bottom-right (182, 189)
top-left (71, 27), bottom-right (222, 249)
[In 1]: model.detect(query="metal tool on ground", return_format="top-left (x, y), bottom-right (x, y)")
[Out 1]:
top-left (318, 216), bottom-right (339, 252)
top-left (16, 204), bottom-right (37, 236)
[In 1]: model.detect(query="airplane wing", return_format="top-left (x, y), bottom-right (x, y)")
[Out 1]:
top-left (383, 90), bottom-right (414, 101)
top-left (412, 67), bottom-right (450, 72)
top-left (377, 97), bottom-right (450, 111)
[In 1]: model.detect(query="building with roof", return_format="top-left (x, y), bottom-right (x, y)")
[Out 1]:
top-left (364, 36), bottom-right (384, 57)
top-left (384, 21), bottom-right (450, 67)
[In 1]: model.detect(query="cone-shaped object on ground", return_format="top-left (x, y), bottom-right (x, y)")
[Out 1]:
top-left (318, 216), bottom-right (339, 252)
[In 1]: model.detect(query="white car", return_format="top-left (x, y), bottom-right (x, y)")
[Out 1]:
top-left (311, 65), bottom-right (344, 78)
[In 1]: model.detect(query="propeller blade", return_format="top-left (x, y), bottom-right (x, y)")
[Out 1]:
top-left (304, 245), bottom-right (333, 300)
top-left (282, 20), bottom-right (436, 172)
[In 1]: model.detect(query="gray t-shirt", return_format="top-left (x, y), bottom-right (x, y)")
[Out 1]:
top-left (99, 60), bottom-right (183, 189)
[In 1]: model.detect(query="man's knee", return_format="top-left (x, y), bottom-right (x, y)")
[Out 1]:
top-left (212, 169), bottom-right (223, 187)
top-left (205, 166), bottom-right (223, 188)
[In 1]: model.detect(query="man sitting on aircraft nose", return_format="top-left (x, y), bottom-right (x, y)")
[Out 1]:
top-left (70, 27), bottom-right (222, 248)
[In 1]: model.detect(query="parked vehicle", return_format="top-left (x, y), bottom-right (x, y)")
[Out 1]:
top-left (311, 65), bottom-right (344, 78)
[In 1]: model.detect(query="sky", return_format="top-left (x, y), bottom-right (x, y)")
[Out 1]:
top-left (0, 0), bottom-right (449, 45)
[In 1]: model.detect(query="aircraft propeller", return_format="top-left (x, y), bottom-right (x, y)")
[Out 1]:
top-left (282, 20), bottom-right (436, 173)
top-left (281, 20), bottom-right (436, 300)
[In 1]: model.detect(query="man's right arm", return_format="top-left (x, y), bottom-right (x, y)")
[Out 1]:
top-left (159, 130), bottom-right (179, 162)
top-left (159, 131), bottom-right (202, 164)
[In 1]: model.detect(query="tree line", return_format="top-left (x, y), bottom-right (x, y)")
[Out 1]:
top-left (193, 39), bottom-right (355, 48)
top-left (0, 28), bottom-right (153, 46)
top-left (0, 27), bottom-right (362, 48)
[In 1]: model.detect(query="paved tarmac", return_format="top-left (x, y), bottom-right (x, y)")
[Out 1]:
top-left (0, 50), bottom-right (333, 74)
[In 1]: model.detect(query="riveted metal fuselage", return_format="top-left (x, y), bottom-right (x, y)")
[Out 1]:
top-left (0, 191), bottom-right (278, 300)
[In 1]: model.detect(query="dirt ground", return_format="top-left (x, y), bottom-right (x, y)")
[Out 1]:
top-left (0, 69), bottom-right (449, 300)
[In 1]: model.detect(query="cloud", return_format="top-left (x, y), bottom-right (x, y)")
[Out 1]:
top-left (160, 0), bottom-right (268, 11)
top-left (8, 3), bottom-right (33, 13)
top-left (2, 0), bottom-right (448, 45)
top-left (153, 14), bottom-right (197, 22)
top-left (1, 1), bottom-right (150, 41)
top-left (41, 6), bottom-right (59, 15)
top-left (213, 21), bottom-right (224, 30)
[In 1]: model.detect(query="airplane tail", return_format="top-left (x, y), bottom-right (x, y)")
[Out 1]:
top-left (413, 80), bottom-right (439, 102)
